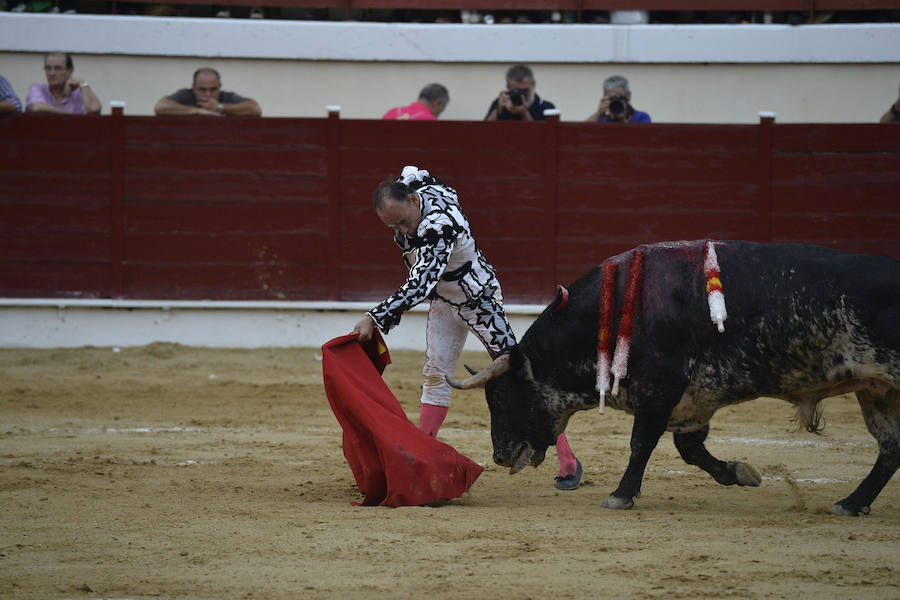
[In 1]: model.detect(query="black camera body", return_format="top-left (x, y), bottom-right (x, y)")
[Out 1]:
top-left (508, 88), bottom-right (525, 106)
top-left (608, 94), bottom-right (629, 116)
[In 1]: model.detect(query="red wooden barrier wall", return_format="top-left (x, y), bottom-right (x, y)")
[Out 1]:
top-left (2, 111), bottom-right (898, 304)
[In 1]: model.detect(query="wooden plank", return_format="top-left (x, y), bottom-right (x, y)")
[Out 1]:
top-left (124, 116), bottom-right (328, 147)
top-left (0, 113), bottom-right (109, 141)
top-left (124, 204), bottom-right (328, 234)
top-left (0, 204), bottom-right (110, 232)
top-left (559, 150), bottom-right (758, 185)
top-left (122, 263), bottom-right (330, 300)
top-left (0, 172), bottom-right (110, 203)
top-left (124, 233), bottom-right (328, 264)
top-left (772, 124), bottom-right (900, 153)
top-left (559, 123), bottom-right (758, 153)
top-left (772, 213), bottom-right (900, 241)
top-left (541, 113), bottom-right (560, 298)
top-left (109, 104), bottom-right (125, 297)
top-left (340, 120), bottom-right (546, 151)
top-left (0, 264), bottom-right (111, 298)
top-left (124, 173), bottom-right (328, 205)
top-left (339, 236), bottom-right (401, 266)
top-left (563, 210), bottom-right (758, 240)
top-left (490, 272), bottom-right (549, 304)
top-left (339, 147), bottom-right (546, 184)
top-left (757, 112), bottom-right (774, 242)
top-left (340, 176), bottom-right (548, 210)
top-left (806, 240), bottom-right (900, 259)
top-left (341, 202), bottom-right (545, 241)
top-left (772, 153), bottom-right (900, 185)
top-left (337, 237), bottom-right (548, 277)
top-left (124, 146), bottom-right (327, 175)
top-left (467, 206), bottom-right (546, 239)
top-left (327, 109), bottom-right (343, 300)
top-left (1, 233), bottom-right (110, 261)
top-left (3, 142), bottom-right (111, 173)
top-left (559, 181), bottom-right (758, 211)
top-left (772, 183), bottom-right (900, 213)
top-left (339, 265), bottom-right (413, 301)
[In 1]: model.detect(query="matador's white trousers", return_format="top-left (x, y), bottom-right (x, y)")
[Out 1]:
top-left (420, 296), bottom-right (515, 408)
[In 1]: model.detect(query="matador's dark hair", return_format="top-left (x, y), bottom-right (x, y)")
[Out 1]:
top-left (372, 180), bottom-right (412, 210)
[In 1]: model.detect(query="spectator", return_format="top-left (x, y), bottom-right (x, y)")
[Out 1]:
top-left (0, 75), bottom-right (22, 113)
top-left (880, 84), bottom-right (900, 123)
top-left (154, 67), bottom-right (262, 117)
top-left (25, 52), bottom-right (101, 115)
top-left (382, 83), bottom-right (449, 120)
top-left (484, 64), bottom-right (555, 122)
top-left (586, 75), bottom-right (651, 123)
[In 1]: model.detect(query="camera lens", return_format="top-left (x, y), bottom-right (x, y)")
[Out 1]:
top-left (609, 96), bottom-right (627, 116)
top-left (509, 88), bottom-right (524, 106)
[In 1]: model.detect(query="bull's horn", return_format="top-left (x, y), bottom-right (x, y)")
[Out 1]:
top-left (447, 353), bottom-right (511, 389)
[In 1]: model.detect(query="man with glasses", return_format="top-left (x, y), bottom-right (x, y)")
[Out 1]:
top-left (154, 67), bottom-right (262, 117)
top-left (25, 52), bottom-right (101, 114)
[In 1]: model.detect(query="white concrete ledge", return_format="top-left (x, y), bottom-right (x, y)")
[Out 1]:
top-left (1, 14), bottom-right (897, 63)
top-left (0, 298), bottom-right (544, 350)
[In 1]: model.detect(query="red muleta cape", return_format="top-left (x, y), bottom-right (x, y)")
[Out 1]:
top-left (321, 332), bottom-right (483, 507)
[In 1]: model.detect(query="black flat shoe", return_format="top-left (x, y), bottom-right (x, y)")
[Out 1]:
top-left (554, 458), bottom-right (583, 491)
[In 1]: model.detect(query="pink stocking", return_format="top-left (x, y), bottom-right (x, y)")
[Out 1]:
top-left (418, 404), bottom-right (449, 437)
top-left (556, 433), bottom-right (578, 477)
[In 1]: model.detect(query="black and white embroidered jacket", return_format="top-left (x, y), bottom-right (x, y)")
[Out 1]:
top-left (368, 183), bottom-right (500, 333)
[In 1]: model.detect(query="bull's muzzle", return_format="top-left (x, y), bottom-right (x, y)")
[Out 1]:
top-left (494, 442), bottom-right (535, 475)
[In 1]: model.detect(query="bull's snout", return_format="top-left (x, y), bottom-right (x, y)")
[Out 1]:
top-left (492, 451), bottom-right (512, 468)
top-left (494, 442), bottom-right (536, 475)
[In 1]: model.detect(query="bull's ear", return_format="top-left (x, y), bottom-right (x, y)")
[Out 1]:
top-left (549, 285), bottom-right (569, 313)
top-left (520, 354), bottom-right (536, 383)
top-left (509, 347), bottom-right (536, 383)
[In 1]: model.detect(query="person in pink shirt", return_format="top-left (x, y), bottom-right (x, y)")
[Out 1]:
top-left (26, 52), bottom-right (101, 115)
top-left (382, 83), bottom-right (449, 120)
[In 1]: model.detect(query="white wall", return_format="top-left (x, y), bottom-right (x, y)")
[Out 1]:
top-left (0, 300), bottom-right (543, 351)
top-left (2, 14), bottom-right (898, 123)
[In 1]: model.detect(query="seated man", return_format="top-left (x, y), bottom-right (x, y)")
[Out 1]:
top-left (25, 52), bottom-right (101, 114)
top-left (586, 75), bottom-right (651, 123)
top-left (382, 83), bottom-right (449, 120)
top-left (484, 64), bottom-right (555, 122)
top-left (154, 67), bottom-right (262, 117)
top-left (0, 75), bottom-right (22, 113)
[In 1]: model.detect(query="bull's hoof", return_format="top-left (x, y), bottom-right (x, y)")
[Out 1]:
top-left (830, 501), bottom-right (870, 517)
top-left (602, 495), bottom-right (634, 510)
top-left (730, 461), bottom-right (762, 487)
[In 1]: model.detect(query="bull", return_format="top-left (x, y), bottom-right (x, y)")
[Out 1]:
top-left (450, 240), bottom-right (900, 516)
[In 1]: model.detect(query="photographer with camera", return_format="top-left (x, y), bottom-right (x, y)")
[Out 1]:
top-left (485, 64), bottom-right (556, 122)
top-left (586, 75), bottom-right (651, 123)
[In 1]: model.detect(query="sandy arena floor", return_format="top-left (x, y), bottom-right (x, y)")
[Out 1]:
top-left (1, 343), bottom-right (899, 599)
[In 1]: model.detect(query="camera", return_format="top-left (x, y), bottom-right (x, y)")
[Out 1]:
top-left (508, 88), bottom-right (525, 106)
top-left (608, 94), bottom-right (628, 116)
